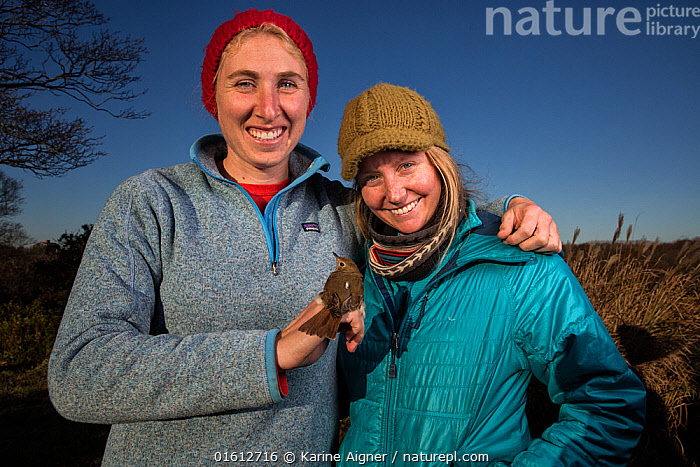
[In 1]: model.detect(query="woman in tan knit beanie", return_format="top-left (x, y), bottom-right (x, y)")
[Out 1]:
top-left (336, 83), bottom-right (645, 466)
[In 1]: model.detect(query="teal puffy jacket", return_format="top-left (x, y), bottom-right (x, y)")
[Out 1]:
top-left (338, 201), bottom-right (645, 466)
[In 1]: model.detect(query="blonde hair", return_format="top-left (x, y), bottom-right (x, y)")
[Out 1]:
top-left (213, 23), bottom-right (307, 85)
top-left (353, 146), bottom-right (473, 250)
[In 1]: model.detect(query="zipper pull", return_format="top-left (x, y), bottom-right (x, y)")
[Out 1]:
top-left (388, 333), bottom-right (399, 378)
top-left (272, 260), bottom-right (279, 276)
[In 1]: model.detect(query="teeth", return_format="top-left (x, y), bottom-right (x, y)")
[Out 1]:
top-left (390, 199), bottom-right (419, 215)
top-left (249, 128), bottom-right (283, 141)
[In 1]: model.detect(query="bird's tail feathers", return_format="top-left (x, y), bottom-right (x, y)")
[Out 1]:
top-left (299, 309), bottom-right (342, 340)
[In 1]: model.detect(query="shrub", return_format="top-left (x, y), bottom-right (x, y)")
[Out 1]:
top-left (0, 300), bottom-right (62, 369)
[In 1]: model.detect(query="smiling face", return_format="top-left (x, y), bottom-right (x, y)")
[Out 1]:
top-left (358, 151), bottom-right (442, 234)
top-left (214, 33), bottom-right (309, 183)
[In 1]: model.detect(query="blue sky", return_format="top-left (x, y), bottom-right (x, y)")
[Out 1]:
top-left (7, 0), bottom-right (700, 243)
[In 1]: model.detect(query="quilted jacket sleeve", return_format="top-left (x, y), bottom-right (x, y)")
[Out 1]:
top-left (47, 174), bottom-right (282, 425)
top-left (509, 255), bottom-right (646, 466)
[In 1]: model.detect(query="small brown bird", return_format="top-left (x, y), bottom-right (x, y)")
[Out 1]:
top-left (299, 253), bottom-right (364, 339)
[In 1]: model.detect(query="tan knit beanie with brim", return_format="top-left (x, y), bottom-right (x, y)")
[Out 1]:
top-left (338, 83), bottom-right (450, 181)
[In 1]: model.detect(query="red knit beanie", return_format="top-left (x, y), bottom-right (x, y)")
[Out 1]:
top-left (201, 9), bottom-right (318, 119)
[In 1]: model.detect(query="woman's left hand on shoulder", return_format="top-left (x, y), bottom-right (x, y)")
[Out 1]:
top-left (498, 197), bottom-right (562, 254)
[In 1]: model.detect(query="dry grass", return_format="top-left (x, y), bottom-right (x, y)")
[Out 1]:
top-left (561, 216), bottom-right (700, 466)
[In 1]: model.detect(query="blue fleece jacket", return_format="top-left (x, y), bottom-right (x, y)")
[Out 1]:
top-left (48, 134), bottom-right (364, 465)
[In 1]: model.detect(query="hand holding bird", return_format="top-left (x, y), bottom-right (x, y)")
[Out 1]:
top-left (299, 253), bottom-right (364, 339)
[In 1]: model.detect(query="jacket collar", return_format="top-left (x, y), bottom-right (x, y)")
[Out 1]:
top-left (422, 200), bottom-right (534, 285)
top-left (189, 133), bottom-right (330, 186)
top-left (367, 199), bottom-right (536, 303)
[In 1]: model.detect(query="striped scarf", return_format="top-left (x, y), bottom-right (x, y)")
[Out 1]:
top-left (367, 209), bottom-right (461, 282)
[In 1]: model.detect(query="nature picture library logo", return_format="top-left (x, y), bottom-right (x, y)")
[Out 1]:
top-left (485, 0), bottom-right (700, 38)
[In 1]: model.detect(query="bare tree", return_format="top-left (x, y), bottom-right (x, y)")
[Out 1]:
top-left (0, 169), bottom-right (31, 246)
top-left (0, 0), bottom-right (148, 178)
top-left (0, 220), bottom-right (31, 246)
top-left (0, 169), bottom-right (22, 217)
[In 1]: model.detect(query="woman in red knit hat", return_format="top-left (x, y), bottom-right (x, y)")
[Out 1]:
top-left (48, 9), bottom-right (561, 465)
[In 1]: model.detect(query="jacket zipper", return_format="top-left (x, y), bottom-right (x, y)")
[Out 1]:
top-left (388, 333), bottom-right (399, 378)
top-left (193, 138), bottom-right (331, 277)
top-left (389, 290), bottom-right (429, 379)
top-left (383, 291), bottom-right (428, 466)
top-left (384, 288), bottom-right (439, 465)
top-left (384, 329), bottom-right (401, 467)
top-left (264, 157), bottom-right (328, 276)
